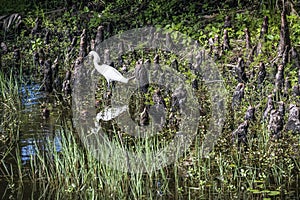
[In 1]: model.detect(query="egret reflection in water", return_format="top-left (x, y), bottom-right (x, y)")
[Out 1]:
top-left (96, 105), bottom-right (128, 121)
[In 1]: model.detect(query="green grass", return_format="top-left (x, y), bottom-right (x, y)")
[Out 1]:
top-left (4, 117), bottom-right (295, 199)
top-left (0, 69), bottom-right (22, 140)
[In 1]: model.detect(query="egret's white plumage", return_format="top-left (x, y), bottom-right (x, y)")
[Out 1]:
top-left (89, 51), bottom-right (130, 85)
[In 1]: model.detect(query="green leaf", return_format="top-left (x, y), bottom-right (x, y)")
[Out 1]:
top-left (266, 34), bottom-right (274, 40)
top-left (248, 189), bottom-right (261, 194)
top-left (83, 6), bottom-right (89, 13)
top-left (254, 180), bottom-right (264, 183)
top-left (268, 191), bottom-right (281, 196)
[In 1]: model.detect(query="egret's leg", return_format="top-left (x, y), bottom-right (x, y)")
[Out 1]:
top-left (111, 81), bottom-right (116, 88)
top-left (106, 79), bottom-right (110, 89)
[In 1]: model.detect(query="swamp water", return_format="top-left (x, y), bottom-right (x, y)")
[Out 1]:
top-left (0, 82), bottom-right (69, 199)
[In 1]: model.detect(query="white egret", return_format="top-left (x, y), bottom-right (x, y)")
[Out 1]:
top-left (88, 51), bottom-right (132, 86)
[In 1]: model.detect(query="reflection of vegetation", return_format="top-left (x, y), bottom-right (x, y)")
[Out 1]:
top-left (0, 0), bottom-right (300, 199)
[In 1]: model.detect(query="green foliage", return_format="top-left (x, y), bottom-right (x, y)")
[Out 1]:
top-left (0, 0), bottom-right (29, 14)
top-left (288, 14), bottom-right (300, 45)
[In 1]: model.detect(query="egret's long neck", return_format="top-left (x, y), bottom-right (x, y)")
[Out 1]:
top-left (93, 59), bottom-right (100, 66)
top-left (90, 51), bottom-right (101, 65)
top-left (93, 55), bottom-right (100, 65)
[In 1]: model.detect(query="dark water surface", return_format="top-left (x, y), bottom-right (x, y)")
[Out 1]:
top-left (19, 83), bottom-right (63, 164)
top-left (0, 82), bottom-right (68, 199)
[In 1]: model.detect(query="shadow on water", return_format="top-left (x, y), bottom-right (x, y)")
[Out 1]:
top-left (0, 82), bottom-right (70, 199)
